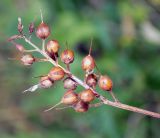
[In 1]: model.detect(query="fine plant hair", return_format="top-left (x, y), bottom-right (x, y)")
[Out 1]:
top-left (8, 13), bottom-right (160, 119)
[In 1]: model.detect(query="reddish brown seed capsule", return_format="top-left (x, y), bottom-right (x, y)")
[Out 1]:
top-left (62, 90), bottom-right (78, 105)
top-left (73, 101), bottom-right (89, 113)
top-left (63, 77), bottom-right (77, 90)
top-left (46, 40), bottom-right (60, 54)
top-left (79, 89), bottom-right (95, 103)
top-left (48, 67), bottom-right (65, 81)
top-left (44, 90), bottom-right (78, 112)
top-left (36, 22), bottom-right (50, 39)
top-left (98, 75), bottom-right (113, 91)
top-left (20, 54), bottom-right (35, 66)
top-left (40, 76), bottom-right (53, 88)
top-left (82, 55), bottom-right (95, 72)
top-left (60, 49), bottom-right (74, 64)
top-left (86, 74), bottom-right (97, 87)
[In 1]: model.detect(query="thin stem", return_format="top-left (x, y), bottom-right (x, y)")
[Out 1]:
top-left (66, 64), bottom-right (70, 71)
top-left (84, 74), bottom-right (88, 84)
top-left (89, 102), bottom-right (103, 108)
top-left (42, 39), bottom-right (45, 51)
top-left (22, 36), bottom-right (160, 119)
top-left (110, 90), bottom-right (119, 103)
top-left (24, 49), bottom-right (38, 53)
top-left (95, 63), bottom-right (101, 77)
top-left (44, 102), bottom-right (62, 112)
top-left (32, 75), bottom-right (46, 78)
top-left (29, 35), bottom-right (32, 41)
top-left (65, 41), bottom-right (69, 50)
top-left (40, 9), bottom-right (43, 23)
top-left (35, 58), bottom-right (48, 62)
top-left (56, 106), bottom-right (72, 110)
top-left (89, 38), bottom-right (93, 55)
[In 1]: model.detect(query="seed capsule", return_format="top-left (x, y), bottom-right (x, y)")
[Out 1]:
top-left (29, 22), bottom-right (35, 34)
top-left (20, 54), bottom-right (35, 66)
top-left (63, 77), bottom-right (77, 90)
top-left (36, 22), bottom-right (50, 39)
top-left (18, 17), bottom-right (23, 34)
top-left (98, 75), bottom-right (113, 91)
top-left (48, 67), bottom-right (65, 81)
top-left (86, 74), bottom-right (97, 87)
top-left (44, 90), bottom-right (78, 112)
top-left (62, 90), bottom-right (78, 105)
top-left (82, 55), bottom-right (95, 72)
top-left (79, 89), bottom-right (95, 103)
top-left (73, 101), bottom-right (89, 113)
top-left (40, 76), bottom-right (53, 88)
top-left (46, 40), bottom-right (60, 54)
top-left (60, 49), bottom-right (74, 64)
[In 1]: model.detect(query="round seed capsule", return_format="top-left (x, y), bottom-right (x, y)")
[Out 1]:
top-left (46, 40), bottom-right (60, 54)
top-left (44, 90), bottom-right (78, 112)
top-left (98, 75), bottom-right (113, 91)
top-left (48, 67), bottom-right (65, 81)
top-left (63, 77), bottom-right (77, 90)
top-left (40, 76), bottom-right (53, 88)
top-left (73, 101), bottom-right (89, 113)
top-left (36, 22), bottom-right (50, 39)
top-left (86, 74), bottom-right (97, 87)
top-left (20, 54), bottom-right (35, 66)
top-left (60, 49), bottom-right (74, 64)
top-left (62, 90), bottom-right (78, 105)
top-left (79, 89), bottom-right (95, 103)
top-left (82, 55), bottom-right (95, 72)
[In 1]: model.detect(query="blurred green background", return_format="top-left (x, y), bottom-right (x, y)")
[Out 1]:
top-left (0, 0), bottom-right (160, 138)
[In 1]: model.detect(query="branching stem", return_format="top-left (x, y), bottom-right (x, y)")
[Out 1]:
top-left (22, 36), bottom-right (160, 119)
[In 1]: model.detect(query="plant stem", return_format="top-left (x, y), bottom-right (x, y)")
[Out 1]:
top-left (42, 39), bottom-right (45, 51)
top-left (110, 90), bottom-right (119, 103)
top-left (102, 97), bottom-right (160, 118)
top-left (23, 36), bottom-right (160, 119)
top-left (24, 49), bottom-right (37, 52)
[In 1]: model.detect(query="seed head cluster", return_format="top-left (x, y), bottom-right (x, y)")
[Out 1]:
top-left (8, 15), bottom-right (117, 113)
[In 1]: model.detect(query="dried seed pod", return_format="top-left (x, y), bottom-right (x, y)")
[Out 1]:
top-left (73, 101), bottom-right (89, 113)
top-left (46, 40), bottom-right (60, 54)
top-left (40, 76), bottom-right (53, 88)
top-left (29, 22), bottom-right (35, 34)
top-left (62, 90), bottom-right (78, 105)
top-left (86, 74), bottom-right (97, 87)
top-left (63, 77), bottom-right (77, 90)
top-left (82, 39), bottom-right (95, 72)
top-left (60, 49), bottom-right (74, 64)
top-left (48, 67), bottom-right (65, 81)
top-left (79, 89), bottom-right (95, 103)
top-left (82, 55), bottom-right (95, 72)
top-left (36, 22), bottom-right (50, 39)
top-left (20, 54), bottom-right (35, 66)
top-left (44, 90), bottom-right (78, 112)
top-left (18, 17), bottom-right (23, 33)
top-left (98, 75), bottom-right (113, 91)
